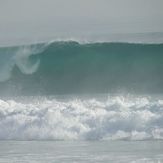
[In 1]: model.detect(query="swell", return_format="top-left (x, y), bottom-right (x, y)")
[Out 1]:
top-left (0, 41), bottom-right (163, 96)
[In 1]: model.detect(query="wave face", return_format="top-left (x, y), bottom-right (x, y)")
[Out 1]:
top-left (0, 95), bottom-right (163, 140)
top-left (0, 42), bottom-right (163, 141)
top-left (0, 41), bottom-right (163, 95)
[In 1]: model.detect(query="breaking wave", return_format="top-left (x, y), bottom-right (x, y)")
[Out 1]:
top-left (0, 95), bottom-right (163, 141)
top-left (0, 41), bottom-right (163, 141)
top-left (0, 41), bottom-right (163, 95)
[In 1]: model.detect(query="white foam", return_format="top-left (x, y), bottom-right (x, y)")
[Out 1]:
top-left (0, 95), bottom-right (163, 140)
top-left (14, 46), bottom-right (40, 74)
top-left (0, 44), bottom-right (47, 82)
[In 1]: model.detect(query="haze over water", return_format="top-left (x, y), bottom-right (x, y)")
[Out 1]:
top-left (0, 0), bottom-right (163, 162)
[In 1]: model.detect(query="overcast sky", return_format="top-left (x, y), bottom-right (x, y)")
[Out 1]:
top-left (0, 0), bottom-right (163, 45)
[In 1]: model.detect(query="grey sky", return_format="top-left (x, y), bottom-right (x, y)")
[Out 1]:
top-left (0, 0), bottom-right (163, 45)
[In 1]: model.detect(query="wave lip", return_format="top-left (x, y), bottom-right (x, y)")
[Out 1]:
top-left (0, 95), bottom-right (163, 141)
top-left (0, 44), bottom-right (46, 82)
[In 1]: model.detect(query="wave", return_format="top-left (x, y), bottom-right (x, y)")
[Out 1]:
top-left (0, 41), bottom-right (163, 96)
top-left (1, 32), bottom-right (163, 47)
top-left (0, 95), bottom-right (163, 140)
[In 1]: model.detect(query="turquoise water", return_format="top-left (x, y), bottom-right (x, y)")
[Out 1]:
top-left (0, 42), bottom-right (163, 95)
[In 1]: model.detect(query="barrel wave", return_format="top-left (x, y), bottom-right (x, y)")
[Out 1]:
top-left (0, 41), bottom-right (163, 141)
top-left (0, 41), bottom-right (163, 96)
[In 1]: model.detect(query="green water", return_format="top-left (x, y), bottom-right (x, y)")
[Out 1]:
top-left (0, 42), bottom-right (163, 96)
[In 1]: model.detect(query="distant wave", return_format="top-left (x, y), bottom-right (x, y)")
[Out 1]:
top-left (0, 41), bottom-right (163, 96)
top-left (0, 95), bottom-right (163, 140)
top-left (1, 32), bottom-right (163, 47)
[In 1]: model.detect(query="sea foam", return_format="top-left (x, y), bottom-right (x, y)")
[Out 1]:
top-left (0, 95), bottom-right (163, 140)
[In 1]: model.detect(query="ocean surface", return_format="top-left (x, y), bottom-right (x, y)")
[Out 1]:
top-left (0, 41), bottom-right (163, 162)
top-left (0, 140), bottom-right (163, 163)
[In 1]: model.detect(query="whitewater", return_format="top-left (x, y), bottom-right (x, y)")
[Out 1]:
top-left (0, 41), bottom-right (163, 141)
top-left (0, 40), bottom-right (163, 162)
top-left (0, 95), bottom-right (163, 141)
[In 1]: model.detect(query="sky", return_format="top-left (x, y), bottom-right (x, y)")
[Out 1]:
top-left (0, 0), bottom-right (163, 45)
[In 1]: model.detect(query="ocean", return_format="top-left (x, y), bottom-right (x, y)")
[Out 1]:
top-left (0, 141), bottom-right (163, 162)
top-left (0, 41), bottom-right (163, 162)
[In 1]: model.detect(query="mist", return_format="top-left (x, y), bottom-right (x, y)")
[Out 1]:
top-left (0, 0), bottom-right (163, 45)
